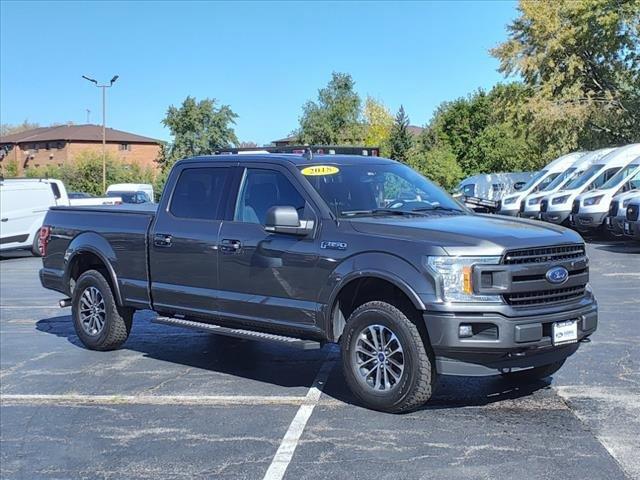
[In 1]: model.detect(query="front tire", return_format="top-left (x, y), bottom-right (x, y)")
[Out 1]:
top-left (341, 301), bottom-right (436, 413)
top-left (72, 270), bottom-right (133, 351)
top-left (501, 359), bottom-right (566, 383)
top-left (31, 231), bottom-right (42, 257)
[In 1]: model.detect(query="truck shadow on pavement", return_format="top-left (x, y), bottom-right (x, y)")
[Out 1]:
top-left (36, 314), bottom-right (552, 411)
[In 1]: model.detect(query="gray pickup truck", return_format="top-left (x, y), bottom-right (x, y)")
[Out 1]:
top-left (39, 154), bottom-right (597, 412)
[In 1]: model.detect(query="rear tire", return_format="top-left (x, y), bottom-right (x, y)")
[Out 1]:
top-left (72, 269), bottom-right (133, 351)
top-left (501, 359), bottom-right (566, 382)
top-left (341, 301), bottom-right (436, 413)
top-left (31, 231), bottom-right (42, 257)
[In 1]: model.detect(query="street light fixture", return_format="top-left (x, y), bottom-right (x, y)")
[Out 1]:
top-left (82, 74), bottom-right (119, 192)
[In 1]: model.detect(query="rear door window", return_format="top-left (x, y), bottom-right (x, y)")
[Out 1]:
top-left (170, 167), bottom-right (230, 220)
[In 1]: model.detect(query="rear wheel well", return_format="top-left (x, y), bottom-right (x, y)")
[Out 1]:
top-left (330, 277), bottom-right (423, 342)
top-left (69, 252), bottom-right (117, 302)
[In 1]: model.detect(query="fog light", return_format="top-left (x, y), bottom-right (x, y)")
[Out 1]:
top-left (459, 324), bottom-right (473, 338)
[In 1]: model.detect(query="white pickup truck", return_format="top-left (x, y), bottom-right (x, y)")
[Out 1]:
top-left (0, 178), bottom-right (119, 256)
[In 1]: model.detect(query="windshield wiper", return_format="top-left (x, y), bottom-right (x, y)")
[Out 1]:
top-left (411, 206), bottom-right (464, 213)
top-left (341, 209), bottom-right (423, 217)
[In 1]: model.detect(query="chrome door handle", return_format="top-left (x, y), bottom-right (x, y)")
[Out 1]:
top-left (220, 238), bottom-right (241, 253)
top-left (154, 234), bottom-right (172, 247)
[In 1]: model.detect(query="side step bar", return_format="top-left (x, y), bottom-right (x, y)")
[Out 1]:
top-left (153, 316), bottom-right (322, 350)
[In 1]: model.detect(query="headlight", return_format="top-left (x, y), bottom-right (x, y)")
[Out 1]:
top-left (528, 197), bottom-right (542, 205)
top-left (552, 195), bottom-right (570, 205)
top-left (503, 197), bottom-right (518, 205)
top-left (583, 195), bottom-right (604, 206)
top-left (426, 256), bottom-right (503, 303)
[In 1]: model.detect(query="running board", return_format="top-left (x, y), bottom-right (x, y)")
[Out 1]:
top-left (153, 316), bottom-right (322, 350)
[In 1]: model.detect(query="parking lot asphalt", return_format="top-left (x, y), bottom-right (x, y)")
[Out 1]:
top-left (1, 240), bottom-right (639, 480)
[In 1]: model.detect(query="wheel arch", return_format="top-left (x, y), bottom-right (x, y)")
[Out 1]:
top-left (64, 232), bottom-right (123, 305)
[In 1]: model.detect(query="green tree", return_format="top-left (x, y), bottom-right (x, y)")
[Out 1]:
top-left (161, 96), bottom-right (238, 169)
top-left (491, 0), bottom-right (640, 147)
top-left (363, 97), bottom-right (394, 155)
top-left (408, 146), bottom-right (464, 191)
top-left (1, 158), bottom-right (19, 177)
top-left (298, 72), bottom-right (364, 145)
top-left (388, 106), bottom-right (413, 163)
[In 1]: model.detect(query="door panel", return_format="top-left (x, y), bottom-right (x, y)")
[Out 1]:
top-left (149, 165), bottom-right (234, 319)
top-left (217, 166), bottom-right (321, 327)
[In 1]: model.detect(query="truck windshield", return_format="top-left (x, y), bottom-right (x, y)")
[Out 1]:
top-left (299, 163), bottom-right (465, 217)
top-left (541, 168), bottom-right (577, 192)
top-left (599, 163), bottom-right (640, 190)
top-left (564, 164), bottom-right (603, 190)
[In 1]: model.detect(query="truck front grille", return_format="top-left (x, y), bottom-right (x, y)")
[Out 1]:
top-left (627, 204), bottom-right (639, 221)
top-left (504, 285), bottom-right (586, 307)
top-left (503, 244), bottom-right (586, 264)
top-left (540, 199), bottom-right (548, 212)
top-left (571, 199), bottom-right (580, 214)
top-left (501, 243), bottom-right (588, 307)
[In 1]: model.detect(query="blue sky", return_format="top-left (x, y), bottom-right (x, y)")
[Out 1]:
top-left (0, 1), bottom-right (517, 145)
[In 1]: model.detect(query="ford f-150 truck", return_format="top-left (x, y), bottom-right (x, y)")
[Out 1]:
top-left (39, 154), bottom-right (598, 412)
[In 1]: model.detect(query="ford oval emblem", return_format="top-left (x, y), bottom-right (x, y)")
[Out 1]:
top-left (546, 266), bottom-right (569, 285)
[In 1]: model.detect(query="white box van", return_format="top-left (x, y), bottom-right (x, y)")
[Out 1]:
top-left (0, 179), bottom-right (58, 255)
top-left (573, 156), bottom-right (640, 232)
top-left (540, 144), bottom-right (640, 225)
top-left (456, 172), bottom-right (533, 202)
top-left (521, 148), bottom-right (615, 219)
top-left (106, 183), bottom-right (154, 203)
top-left (498, 151), bottom-right (586, 216)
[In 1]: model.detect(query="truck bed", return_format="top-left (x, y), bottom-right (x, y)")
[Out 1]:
top-left (41, 205), bottom-right (156, 309)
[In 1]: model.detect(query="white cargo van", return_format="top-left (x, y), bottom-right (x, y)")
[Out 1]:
top-left (521, 148), bottom-right (615, 219)
top-left (573, 156), bottom-right (640, 232)
top-left (498, 151), bottom-right (586, 216)
top-left (606, 190), bottom-right (640, 236)
top-left (106, 183), bottom-right (154, 203)
top-left (0, 179), bottom-right (57, 255)
top-left (540, 144), bottom-right (640, 225)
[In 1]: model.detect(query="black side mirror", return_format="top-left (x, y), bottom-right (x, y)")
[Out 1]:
top-left (513, 182), bottom-right (525, 191)
top-left (264, 206), bottom-right (314, 236)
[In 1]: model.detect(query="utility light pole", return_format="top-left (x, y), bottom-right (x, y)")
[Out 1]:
top-left (82, 74), bottom-right (119, 193)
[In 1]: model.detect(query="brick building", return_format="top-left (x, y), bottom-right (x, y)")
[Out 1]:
top-left (0, 124), bottom-right (163, 174)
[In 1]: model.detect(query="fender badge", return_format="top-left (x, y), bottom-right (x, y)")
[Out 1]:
top-left (321, 241), bottom-right (347, 251)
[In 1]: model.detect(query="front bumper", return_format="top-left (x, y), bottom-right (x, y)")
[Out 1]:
top-left (540, 210), bottom-right (571, 225)
top-left (424, 302), bottom-right (597, 376)
top-left (606, 215), bottom-right (625, 234)
top-left (624, 219), bottom-right (640, 238)
top-left (574, 211), bottom-right (608, 230)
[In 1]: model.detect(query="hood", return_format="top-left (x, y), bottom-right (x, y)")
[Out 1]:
top-left (349, 213), bottom-right (583, 256)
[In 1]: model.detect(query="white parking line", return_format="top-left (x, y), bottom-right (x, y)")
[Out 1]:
top-left (0, 394), bottom-right (306, 406)
top-left (263, 358), bottom-right (336, 480)
top-left (0, 305), bottom-right (66, 309)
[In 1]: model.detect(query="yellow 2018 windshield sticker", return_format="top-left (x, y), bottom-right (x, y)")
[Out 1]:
top-left (301, 165), bottom-right (340, 176)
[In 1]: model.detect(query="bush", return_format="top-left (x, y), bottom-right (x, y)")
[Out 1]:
top-left (22, 150), bottom-right (157, 196)
top-left (408, 147), bottom-right (464, 191)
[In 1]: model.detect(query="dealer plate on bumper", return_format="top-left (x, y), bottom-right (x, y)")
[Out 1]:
top-left (553, 320), bottom-right (578, 345)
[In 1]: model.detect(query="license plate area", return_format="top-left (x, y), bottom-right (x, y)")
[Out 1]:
top-left (552, 319), bottom-right (578, 346)
top-left (624, 222), bottom-right (631, 234)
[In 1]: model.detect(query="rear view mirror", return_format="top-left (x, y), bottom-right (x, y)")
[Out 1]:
top-left (264, 206), bottom-right (314, 236)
